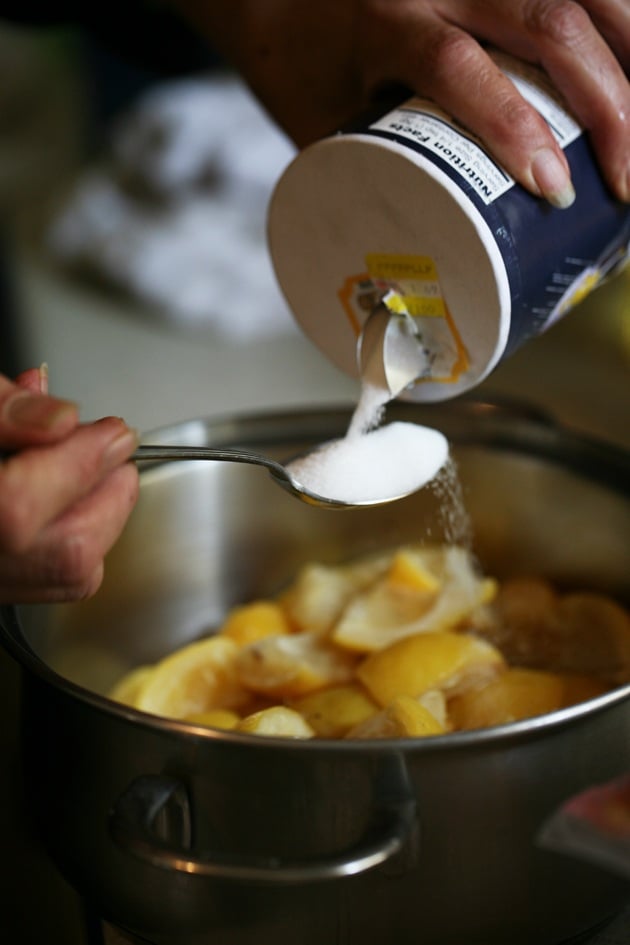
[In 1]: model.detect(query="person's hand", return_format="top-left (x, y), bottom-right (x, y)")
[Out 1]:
top-left (177, 0), bottom-right (630, 207)
top-left (0, 367), bottom-right (139, 604)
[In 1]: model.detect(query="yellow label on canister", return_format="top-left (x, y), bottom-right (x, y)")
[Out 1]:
top-left (338, 253), bottom-right (469, 384)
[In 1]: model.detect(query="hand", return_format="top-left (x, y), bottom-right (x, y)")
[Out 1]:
top-left (177, 0), bottom-right (630, 206)
top-left (0, 368), bottom-right (139, 603)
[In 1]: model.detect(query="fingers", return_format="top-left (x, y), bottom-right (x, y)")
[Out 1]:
top-left (361, 0), bottom-right (630, 203)
top-left (0, 463), bottom-right (140, 604)
top-left (397, 26), bottom-right (577, 207)
top-left (0, 369), bottom-right (140, 603)
top-left (578, 0), bottom-right (630, 69)
top-left (15, 364), bottom-right (48, 395)
top-left (525, 0), bottom-right (630, 202)
top-left (0, 416), bottom-right (138, 555)
top-left (0, 372), bottom-right (79, 449)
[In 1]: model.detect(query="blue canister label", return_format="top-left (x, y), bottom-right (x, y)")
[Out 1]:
top-left (268, 51), bottom-right (630, 401)
top-left (364, 52), bottom-right (630, 359)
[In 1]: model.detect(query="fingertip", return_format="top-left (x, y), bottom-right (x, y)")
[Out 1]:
top-left (531, 147), bottom-right (576, 208)
top-left (2, 391), bottom-right (79, 439)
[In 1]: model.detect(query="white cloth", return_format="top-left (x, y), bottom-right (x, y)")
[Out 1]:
top-left (47, 74), bottom-right (299, 340)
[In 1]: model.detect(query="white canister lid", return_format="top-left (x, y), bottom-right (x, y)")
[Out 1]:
top-left (268, 133), bottom-right (512, 402)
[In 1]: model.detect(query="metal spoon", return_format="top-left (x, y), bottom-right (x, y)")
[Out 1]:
top-left (132, 444), bottom-right (383, 510)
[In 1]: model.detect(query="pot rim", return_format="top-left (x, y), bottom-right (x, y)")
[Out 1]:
top-left (2, 397), bottom-right (629, 752)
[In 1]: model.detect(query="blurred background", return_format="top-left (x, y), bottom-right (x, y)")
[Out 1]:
top-left (0, 16), bottom-right (628, 943)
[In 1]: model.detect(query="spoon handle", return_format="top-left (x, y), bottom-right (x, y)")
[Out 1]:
top-left (133, 444), bottom-right (282, 474)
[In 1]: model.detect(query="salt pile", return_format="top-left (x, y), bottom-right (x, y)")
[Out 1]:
top-left (286, 418), bottom-right (449, 506)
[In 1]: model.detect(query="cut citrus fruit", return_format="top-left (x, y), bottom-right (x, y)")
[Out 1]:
top-left (235, 631), bottom-right (356, 699)
top-left (221, 600), bottom-right (293, 647)
top-left (386, 548), bottom-right (442, 592)
top-left (291, 683), bottom-right (378, 738)
top-left (108, 665), bottom-right (154, 707)
top-left (357, 630), bottom-right (505, 706)
top-left (347, 695), bottom-right (446, 739)
top-left (333, 545), bottom-right (496, 651)
top-left (237, 706), bottom-right (315, 738)
top-left (449, 667), bottom-right (607, 730)
top-left (184, 708), bottom-right (241, 730)
top-left (281, 552), bottom-right (391, 634)
top-left (134, 635), bottom-right (247, 719)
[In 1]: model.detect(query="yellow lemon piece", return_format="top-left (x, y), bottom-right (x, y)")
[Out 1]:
top-left (357, 631), bottom-right (505, 707)
top-left (281, 552), bottom-right (391, 634)
top-left (237, 706), bottom-right (315, 739)
top-left (235, 631), bottom-right (357, 699)
top-left (449, 668), bottom-right (607, 731)
top-left (108, 665), bottom-right (154, 707)
top-left (221, 600), bottom-right (293, 647)
top-left (134, 635), bottom-right (248, 719)
top-left (387, 548), bottom-right (442, 592)
top-left (184, 708), bottom-right (241, 730)
top-left (347, 695), bottom-right (446, 739)
top-left (417, 688), bottom-right (449, 729)
top-left (333, 545), bottom-right (497, 652)
top-left (291, 684), bottom-right (378, 738)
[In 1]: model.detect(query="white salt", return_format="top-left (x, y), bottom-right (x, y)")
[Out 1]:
top-left (286, 331), bottom-right (450, 505)
top-left (287, 419), bottom-right (448, 505)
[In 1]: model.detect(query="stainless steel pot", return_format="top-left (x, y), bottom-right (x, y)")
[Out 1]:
top-left (2, 399), bottom-right (630, 945)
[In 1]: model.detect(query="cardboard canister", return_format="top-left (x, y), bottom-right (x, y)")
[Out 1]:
top-left (268, 51), bottom-right (630, 402)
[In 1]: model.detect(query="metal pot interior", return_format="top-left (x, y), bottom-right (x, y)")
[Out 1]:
top-left (11, 399), bottom-right (630, 702)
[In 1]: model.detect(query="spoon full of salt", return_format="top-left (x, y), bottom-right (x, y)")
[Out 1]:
top-left (284, 299), bottom-right (449, 505)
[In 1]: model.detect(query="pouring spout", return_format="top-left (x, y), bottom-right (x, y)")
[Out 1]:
top-left (358, 294), bottom-right (428, 399)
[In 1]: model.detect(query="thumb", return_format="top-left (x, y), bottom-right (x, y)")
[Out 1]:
top-left (0, 372), bottom-right (79, 450)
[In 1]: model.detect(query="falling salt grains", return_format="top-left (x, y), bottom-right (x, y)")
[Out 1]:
top-left (286, 380), bottom-right (449, 506)
top-left (429, 455), bottom-right (472, 547)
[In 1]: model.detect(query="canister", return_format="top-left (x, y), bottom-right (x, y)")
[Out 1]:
top-left (268, 50), bottom-right (630, 402)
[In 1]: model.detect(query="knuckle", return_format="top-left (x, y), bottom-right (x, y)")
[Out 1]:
top-left (423, 29), bottom-right (480, 83)
top-left (496, 93), bottom-right (547, 139)
top-left (525, 0), bottom-right (591, 46)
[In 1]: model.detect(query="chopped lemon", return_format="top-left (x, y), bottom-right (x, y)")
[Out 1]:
top-left (237, 706), bottom-right (315, 738)
top-left (387, 548), bottom-right (442, 592)
top-left (281, 552), bottom-right (391, 634)
top-left (449, 667), bottom-right (607, 730)
top-left (347, 695), bottom-right (446, 739)
top-left (333, 545), bottom-right (496, 652)
top-left (184, 708), bottom-right (241, 730)
top-left (134, 635), bottom-right (247, 719)
top-left (357, 630), bottom-right (505, 707)
top-left (108, 665), bottom-right (154, 707)
top-left (221, 600), bottom-right (293, 647)
top-left (291, 683), bottom-right (378, 738)
top-left (417, 688), bottom-right (449, 729)
top-left (235, 631), bottom-right (356, 699)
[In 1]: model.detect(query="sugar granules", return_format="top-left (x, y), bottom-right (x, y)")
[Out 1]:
top-left (286, 381), bottom-right (449, 505)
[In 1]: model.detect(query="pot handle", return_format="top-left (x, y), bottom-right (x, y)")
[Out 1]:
top-left (109, 756), bottom-right (416, 884)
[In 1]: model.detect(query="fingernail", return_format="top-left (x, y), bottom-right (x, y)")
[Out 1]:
top-left (39, 363), bottom-right (49, 395)
top-left (4, 391), bottom-right (78, 431)
top-left (532, 148), bottom-right (576, 208)
top-left (103, 427), bottom-right (139, 467)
